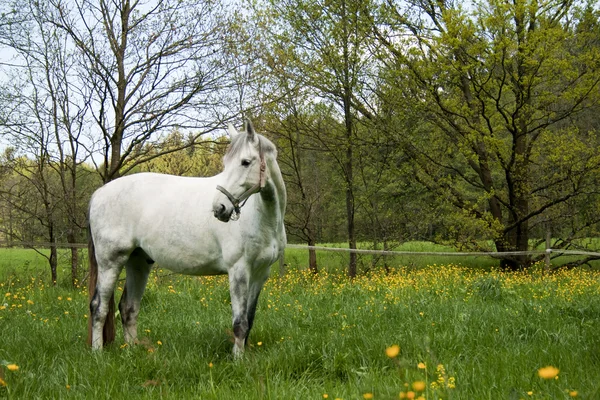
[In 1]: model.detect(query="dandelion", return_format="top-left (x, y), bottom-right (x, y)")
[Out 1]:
top-left (0, 377), bottom-right (6, 387)
top-left (412, 381), bottom-right (426, 392)
top-left (363, 393), bottom-right (374, 399)
top-left (66, 385), bottom-right (71, 390)
top-left (386, 344), bottom-right (400, 358)
top-left (538, 366), bottom-right (559, 380)
top-left (323, 395), bottom-right (329, 399)
top-left (257, 342), bottom-right (263, 346)
top-left (208, 362), bottom-right (213, 368)
top-left (157, 341), bottom-right (162, 345)
top-left (27, 300), bottom-right (34, 305)
top-left (405, 392), bottom-right (415, 400)
top-left (417, 362), bottom-right (426, 369)
top-left (569, 391), bottom-right (578, 397)
top-left (7, 364), bottom-right (19, 371)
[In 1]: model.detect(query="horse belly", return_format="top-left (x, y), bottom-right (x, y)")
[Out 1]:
top-left (140, 233), bottom-right (230, 276)
top-left (149, 249), bottom-right (228, 276)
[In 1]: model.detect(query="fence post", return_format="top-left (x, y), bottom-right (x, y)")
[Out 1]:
top-left (544, 229), bottom-right (551, 272)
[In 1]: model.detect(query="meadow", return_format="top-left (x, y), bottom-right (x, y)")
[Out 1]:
top-left (1, 246), bottom-right (600, 399)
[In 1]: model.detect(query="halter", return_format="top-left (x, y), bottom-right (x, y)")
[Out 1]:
top-left (216, 137), bottom-right (267, 221)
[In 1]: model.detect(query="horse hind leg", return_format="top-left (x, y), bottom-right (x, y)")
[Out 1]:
top-left (118, 248), bottom-right (152, 345)
top-left (90, 254), bottom-right (127, 350)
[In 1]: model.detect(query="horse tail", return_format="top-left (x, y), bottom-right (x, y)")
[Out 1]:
top-left (86, 227), bottom-right (116, 346)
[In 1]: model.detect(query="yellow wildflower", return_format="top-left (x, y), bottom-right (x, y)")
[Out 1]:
top-left (417, 362), bottom-right (426, 369)
top-left (538, 366), bottom-right (559, 380)
top-left (363, 393), bottom-right (374, 400)
top-left (569, 391), bottom-right (578, 397)
top-left (385, 345), bottom-right (400, 358)
top-left (412, 381), bottom-right (426, 392)
top-left (7, 364), bottom-right (19, 371)
top-left (0, 377), bottom-right (6, 387)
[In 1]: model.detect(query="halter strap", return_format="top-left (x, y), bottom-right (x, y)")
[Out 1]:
top-left (216, 138), bottom-right (266, 220)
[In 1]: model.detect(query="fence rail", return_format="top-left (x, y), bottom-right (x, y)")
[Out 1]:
top-left (3, 241), bottom-right (599, 258)
top-left (285, 244), bottom-right (600, 258)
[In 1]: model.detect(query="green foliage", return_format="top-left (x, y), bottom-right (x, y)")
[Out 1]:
top-left (135, 131), bottom-right (226, 177)
top-left (374, 0), bottom-right (600, 265)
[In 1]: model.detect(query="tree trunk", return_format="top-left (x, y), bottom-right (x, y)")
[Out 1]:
top-left (345, 143), bottom-right (357, 278)
top-left (50, 243), bottom-right (57, 285)
top-left (308, 236), bottom-right (318, 274)
top-left (68, 231), bottom-right (78, 286)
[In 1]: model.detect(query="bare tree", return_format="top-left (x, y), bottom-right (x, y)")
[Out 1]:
top-left (0, 0), bottom-right (94, 284)
top-left (49, 0), bottom-right (237, 183)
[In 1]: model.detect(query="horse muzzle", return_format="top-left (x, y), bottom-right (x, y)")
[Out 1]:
top-left (213, 201), bottom-right (235, 222)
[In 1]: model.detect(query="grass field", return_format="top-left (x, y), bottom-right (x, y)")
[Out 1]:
top-left (1, 247), bottom-right (600, 399)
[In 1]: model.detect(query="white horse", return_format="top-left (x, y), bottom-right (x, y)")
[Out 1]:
top-left (87, 121), bottom-right (286, 357)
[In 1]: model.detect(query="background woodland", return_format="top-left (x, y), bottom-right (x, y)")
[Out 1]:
top-left (0, 0), bottom-right (599, 280)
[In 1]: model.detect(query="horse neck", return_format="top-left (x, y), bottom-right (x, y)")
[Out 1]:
top-left (258, 154), bottom-right (286, 220)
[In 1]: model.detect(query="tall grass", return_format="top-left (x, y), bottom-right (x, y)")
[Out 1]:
top-left (1, 248), bottom-right (600, 399)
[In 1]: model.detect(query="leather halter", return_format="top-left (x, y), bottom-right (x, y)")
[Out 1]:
top-left (216, 137), bottom-right (266, 220)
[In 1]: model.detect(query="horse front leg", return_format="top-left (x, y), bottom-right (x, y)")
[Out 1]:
top-left (228, 265), bottom-right (269, 358)
top-left (228, 267), bottom-right (249, 358)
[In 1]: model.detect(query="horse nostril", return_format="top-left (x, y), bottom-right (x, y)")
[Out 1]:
top-left (219, 204), bottom-right (226, 213)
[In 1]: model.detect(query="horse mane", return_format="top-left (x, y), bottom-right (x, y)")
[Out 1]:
top-left (223, 131), bottom-right (276, 165)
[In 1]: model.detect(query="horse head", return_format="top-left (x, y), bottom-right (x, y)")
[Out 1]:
top-left (213, 120), bottom-right (267, 222)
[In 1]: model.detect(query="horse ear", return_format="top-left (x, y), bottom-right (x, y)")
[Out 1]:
top-left (227, 123), bottom-right (239, 138)
top-left (245, 120), bottom-right (256, 141)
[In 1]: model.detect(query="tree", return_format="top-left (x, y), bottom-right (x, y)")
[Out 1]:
top-left (48, 0), bottom-right (236, 183)
top-left (0, 0), bottom-right (95, 284)
top-left (375, 0), bottom-right (600, 269)
top-left (256, 0), bottom-right (376, 277)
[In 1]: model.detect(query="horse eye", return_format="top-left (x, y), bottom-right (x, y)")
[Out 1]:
top-left (241, 159), bottom-right (251, 167)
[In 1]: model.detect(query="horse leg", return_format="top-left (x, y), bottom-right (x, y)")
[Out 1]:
top-left (246, 274), bottom-right (269, 340)
top-left (90, 256), bottom-right (126, 350)
top-left (228, 266), bottom-right (269, 358)
top-left (228, 266), bottom-right (250, 358)
top-left (119, 249), bottom-right (152, 345)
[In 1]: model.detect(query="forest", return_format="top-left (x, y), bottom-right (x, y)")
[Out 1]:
top-left (0, 0), bottom-right (599, 280)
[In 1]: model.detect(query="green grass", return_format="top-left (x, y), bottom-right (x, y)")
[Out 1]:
top-left (1, 248), bottom-right (600, 399)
